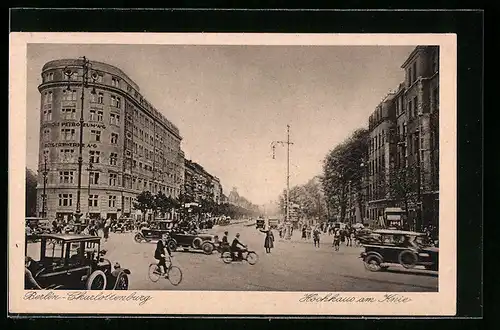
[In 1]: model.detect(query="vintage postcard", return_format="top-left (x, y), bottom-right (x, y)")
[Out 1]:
top-left (9, 32), bottom-right (456, 316)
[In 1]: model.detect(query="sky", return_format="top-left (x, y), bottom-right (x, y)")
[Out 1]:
top-left (26, 44), bottom-right (415, 205)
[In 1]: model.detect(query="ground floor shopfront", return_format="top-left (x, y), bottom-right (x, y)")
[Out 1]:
top-left (37, 186), bottom-right (137, 222)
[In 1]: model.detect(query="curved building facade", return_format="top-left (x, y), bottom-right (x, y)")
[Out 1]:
top-left (37, 59), bottom-right (184, 221)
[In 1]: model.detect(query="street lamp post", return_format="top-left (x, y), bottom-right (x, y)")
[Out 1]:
top-left (41, 156), bottom-right (48, 218)
top-left (63, 57), bottom-right (98, 223)
top-left (271, 125), bottom-right (294, 225)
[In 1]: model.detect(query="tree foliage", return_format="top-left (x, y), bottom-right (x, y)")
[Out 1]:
top-left (322, 128), bottom-right (369, 222)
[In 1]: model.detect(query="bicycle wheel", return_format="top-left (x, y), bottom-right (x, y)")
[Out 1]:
top-left (246, 252), bottom-right (259, 265)
top-left (148, 263), bottom-right (161, 282)
top-left (167, 266), bottom-right (183, 286)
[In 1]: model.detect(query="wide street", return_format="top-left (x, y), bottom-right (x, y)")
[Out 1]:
top-left (100, 221), bottom-right (438, 292)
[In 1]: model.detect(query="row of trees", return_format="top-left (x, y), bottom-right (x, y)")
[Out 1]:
top-left (134, 191), bottom-right (260, 220)
top-left (278, 177), bottom-right (328, 220)
top-left (26, 168), bottom-right (38, 217)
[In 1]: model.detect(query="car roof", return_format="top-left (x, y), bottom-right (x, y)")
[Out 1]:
top-left (372, 229), bottom-right (424, 236)
top-left (38, 233), bottom-right (102, 242)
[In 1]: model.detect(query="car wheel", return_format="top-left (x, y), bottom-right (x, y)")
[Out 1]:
top-left (167, 239), bottom-right (177, 251)
top-left (192, 237), bottom-right (203, 249)
top-left (134, 233), bottom-right (143, 243)
top-left (86, 270), bottom-right (107, 290)
top-left (201, 242), bottom-right (214, 255)
top-left (398, 250), bottom-right (418, 269)
top-left (221, 251), bottom-right (233, 264)
top-left (364, 255), bottom-right (383, 272)
top-left (116, 273), bottom-right (129, 290)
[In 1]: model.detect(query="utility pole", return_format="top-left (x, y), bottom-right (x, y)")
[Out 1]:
top-left (41, 156), bottom-right (48, 218)
top-left (271, 125), bottom-right (294, 224)
top-left (63, 57), bottom-right (98, 223)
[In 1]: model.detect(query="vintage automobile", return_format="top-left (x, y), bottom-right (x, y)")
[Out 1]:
top-left (25, 233), bottom-right (130, 290)
top-left (268, 218), bottom-right (279, 229)
top-left (112, 221), bottom-right (127, 233)
top-left (169, 230), bottom-right (218, 255)
top-left (255, 218), bottom-right (265, 229)
top-left (359, 229), bottom-right (438, 272)
top-left (134, 220), bottom-right (175, 244)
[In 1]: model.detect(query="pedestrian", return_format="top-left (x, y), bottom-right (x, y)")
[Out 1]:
top-left (333, 229), bottom-right (341, 251)
top-left (313, 227), bottom-right (320, 248)
top-left (345, 229), bottom-right (352, 247)
top-left (301, 226), bottom-right (307, 240)
top-left (103, 218), bottom-right (111, 242)
top-left (260, 227), bottom-right (275, 253)
top-left (306, 225), bottom-right (312, 240)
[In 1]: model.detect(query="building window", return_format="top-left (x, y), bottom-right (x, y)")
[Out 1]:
top-left (90, 130), bottom-right (101, 142)
top-left (89, 171), bottom-right (100, 184)
top-left (98, 92), bottom-right (104, 104)
top-left (109, 173), bottom-right (118, 186)
top-left (110, 113), bottom-right (120, 125)
top-left (46, 72), bottom-right (54, 81)
top-left (89, 150), bottom-right (100, 164)
top-left (59, 149), bottom-right (75, 162)
top-left (111, 133), bottom-right (119, 144)
top-left (43, 128), bottom-right (51, 141)
top-left (43, 91), bottom-right (53, 104)
top-left (63, 89), bottom-right (77, 101)
top-left (111, 95), bottom-right (121, 108)
top-left (108, 195), bottom-right (117, 208)
top-left (111, 77), bottom-right (120, 87)
top-left (88, 194), bottom-right (99, 207)
top-left (61, 108), bottom-right (76, 120)
top-left (413, 96), bottom-right (418, 116)
top-left (43, 109), bottom-right (52, 121)
top-left (43, 148), bottom-right (50, 160)
top-left (89, 109), bottom-right (103, 121)
top-left (61, 128), bottom-right (76, 141)
top-left (110, 152), bottom-right (118, 165)
top-left (59, 171), bottom-right (74, 184)
top-left (58, 194), bottom-right (73, 207)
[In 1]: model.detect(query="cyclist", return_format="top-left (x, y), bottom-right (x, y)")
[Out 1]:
top-left (231, 233), bottom-right (247, 260)
top-left (154, 233), bottom-right (173, 277)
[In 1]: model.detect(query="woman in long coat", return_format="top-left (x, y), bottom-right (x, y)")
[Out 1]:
top-left (260, 228), bottom-right (275, 253)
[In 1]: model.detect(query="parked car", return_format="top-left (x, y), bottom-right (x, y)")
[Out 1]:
top-left (134, 220), bottom-right (175, 243)
top-left (169, 230), bottom-right (218, 255)
top-left (359, 229), bottom-right (438, 272)
top-left (25, 233), bottom-right (130, 290)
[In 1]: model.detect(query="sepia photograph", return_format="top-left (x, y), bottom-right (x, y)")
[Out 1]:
top-left (10, 33), bottom-right (456, 315)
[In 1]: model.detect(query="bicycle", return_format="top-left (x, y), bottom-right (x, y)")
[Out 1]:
top-left (148, 255), bottom-right (183, 285)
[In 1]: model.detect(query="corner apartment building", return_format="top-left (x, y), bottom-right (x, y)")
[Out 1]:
top-left (37, 59), bottom-right (184, 221)
top-left (364, 45), bottom-right (439, 228)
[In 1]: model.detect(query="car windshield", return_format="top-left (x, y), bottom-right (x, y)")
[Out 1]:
top-left (26, 240), bottom-right (41, 262)
top-left (414, 235), bottom-right (433, 247)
